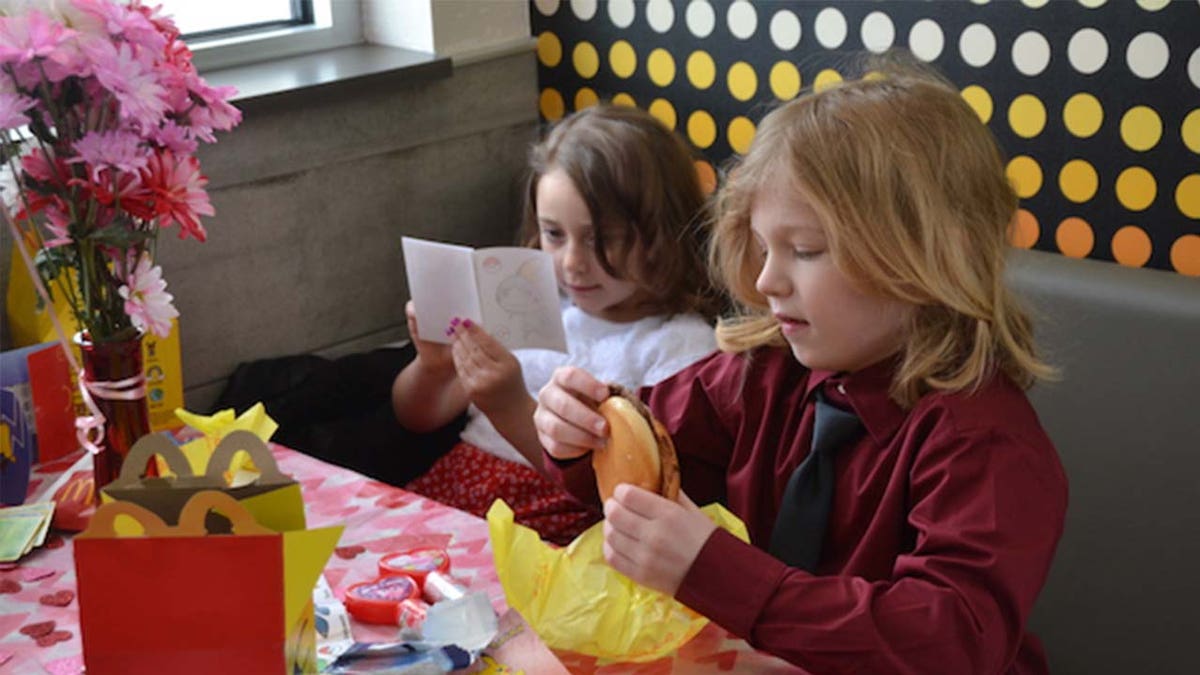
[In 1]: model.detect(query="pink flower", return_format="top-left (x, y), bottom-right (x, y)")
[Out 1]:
top-left (71, 0), bottom-right (167, 54)
top-left (150, 120), bottom-right (197, 155)
top-left (141, 149), bottom-right (213, 241)
top-left (0, 10), bottom-right (76, 65)
top-left (0, 90), bottom-right (35, 129)
top-left (4, 1), bottom-right (239, 344)
top-left (118, 253), bottom-right (177, 338)
top-left (72, 128), bottom-right (147, 181)
top-left (83, 37), bottom-right (166, 128)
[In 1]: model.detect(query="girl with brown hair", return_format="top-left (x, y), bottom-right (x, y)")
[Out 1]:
top-left (393, 104), bottom-right (720, 544)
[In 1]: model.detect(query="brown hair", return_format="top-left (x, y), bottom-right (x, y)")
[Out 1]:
top-left (711, 55), bottom-right (1055, 407)
top-left (521, 104), bottom-right (721, 319)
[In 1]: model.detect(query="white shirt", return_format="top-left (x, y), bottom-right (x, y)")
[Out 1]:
top-left (459, 303), bottom-right (717, 467)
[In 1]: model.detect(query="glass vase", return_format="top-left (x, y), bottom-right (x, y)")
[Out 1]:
top-left (75, 332), bottom-right (153, 496)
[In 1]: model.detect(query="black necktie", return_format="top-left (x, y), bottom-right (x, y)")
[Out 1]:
top-left (769, 387), bottom-right (863, 571)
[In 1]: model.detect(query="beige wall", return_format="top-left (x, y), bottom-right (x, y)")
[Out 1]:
top-left (0, 50), bottom-right (540, 409)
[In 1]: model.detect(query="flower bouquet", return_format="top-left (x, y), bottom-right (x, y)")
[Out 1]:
top-left (1, 0), bottom-right (240, 490)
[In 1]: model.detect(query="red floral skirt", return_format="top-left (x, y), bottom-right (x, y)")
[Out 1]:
top-left (405, 441), bottom-right (600, 546)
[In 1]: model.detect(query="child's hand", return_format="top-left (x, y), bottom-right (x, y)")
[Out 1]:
top-left (602, 486), bottom-right (717, 596)
top-left (534, 366), bottom-right (611, 460)
top-left (448, 319), bottom-right (525, 417)
top-left (405, 300), bottom-right (454, 375)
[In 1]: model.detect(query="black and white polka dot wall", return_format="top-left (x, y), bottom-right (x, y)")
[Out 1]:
top-left (530, 0), bottom-right (1200, 275)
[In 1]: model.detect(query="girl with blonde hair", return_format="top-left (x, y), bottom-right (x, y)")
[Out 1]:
top-left (534, 60), bottom-right (1067, 673)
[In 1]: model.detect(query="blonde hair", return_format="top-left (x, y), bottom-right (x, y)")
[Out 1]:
top-left (711, 56), bottom-right (1054, 407)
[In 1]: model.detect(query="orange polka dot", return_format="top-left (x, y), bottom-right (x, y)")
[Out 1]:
top-left (1110, 225), bottom-right (1152, 268)
top-left (539, 88), bottom-right (565, 121)
top-left (695, 160), bottom-right (717, 196)
top-left (1170, 234), bottom-right (1200, 276)
top-left (1010, 209), bottom-right (1040, 249)
top-left (1055, 217), bottom-right (1094, 258)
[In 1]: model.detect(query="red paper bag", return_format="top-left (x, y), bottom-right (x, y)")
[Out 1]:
top-left (74, 491), bottom-right (341, 674)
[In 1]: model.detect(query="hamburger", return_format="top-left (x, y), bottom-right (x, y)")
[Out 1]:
top-left (593, 384), bottom-right (680, 502)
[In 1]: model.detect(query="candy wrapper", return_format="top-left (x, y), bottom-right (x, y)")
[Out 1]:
top-left (487, 499), bottom-right (748, 662)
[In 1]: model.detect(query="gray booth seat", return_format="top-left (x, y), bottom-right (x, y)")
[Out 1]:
top-left (1007, 249), bottom-right (1200, 675)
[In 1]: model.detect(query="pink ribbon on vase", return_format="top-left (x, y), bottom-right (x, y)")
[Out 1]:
top-left (77, 372), bottom-right (148, 454)
top-left (2, 203), bottom-right (128, 455)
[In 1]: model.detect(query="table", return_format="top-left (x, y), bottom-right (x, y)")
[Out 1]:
top-left (1, 446), bottom-right (797, 674)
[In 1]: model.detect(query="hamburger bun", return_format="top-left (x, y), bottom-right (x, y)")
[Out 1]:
top-left (593, 384), bottom-right (680, 502)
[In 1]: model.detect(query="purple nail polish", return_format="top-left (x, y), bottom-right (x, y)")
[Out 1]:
top-left (450, 317), bottom-right (461, 326)
top-left (462, 318), bottom-right (473, 328)
top-left (445, 327), bottom-right (454, 336)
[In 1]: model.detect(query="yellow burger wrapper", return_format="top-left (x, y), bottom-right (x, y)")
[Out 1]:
top-left (155, 403), bottom-right (279, 483)
top-left (487, 498), bottom-right (749, 662)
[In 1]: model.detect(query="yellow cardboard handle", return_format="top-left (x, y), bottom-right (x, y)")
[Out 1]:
top-left (79, 490), bottom-right (273, 539)
top-left (204, 430), bottom-right (288, 483)
top-left (108, 434), bottom-right (194, 488)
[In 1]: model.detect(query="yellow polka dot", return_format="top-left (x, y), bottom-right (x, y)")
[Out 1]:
top-left (1063, 93), bottom-right (1103, 138)
top-left (862, 70), bottom-right (886, 82)
top-left (1120, 106), bottom-right (1163, 152)
top-left (695, 160), bottom-right (717, 196)
top-left (611, 93), bottom-right (636, 107)
top-left (1058, 160), bottom-right (1099, 203)
top-left (961, 85), bottom-right (994, 124)
top-left (1010, 209), bottom-right (1040, 249)
top-left (1171, 234), bottom-right (1200, 276)
top-left (574, 87), bottom-right (599, 110)
top-left (1009, 94), bottom-right (1047, 139)
top-left (687, 51), bottom-right (716, 90)
top-left (769, 61), bottom-right (801, 100)
top-left (647, 48), bottom-right (676, 87)
top-left (727, 116), bottom-right (756, 154)
top-left (1183, 109), bottom-right (1200, 154)
top-left (537, 31), bottom-right (562, 67)
top-left (609, 40), bottom-right (637, 79)
top-left (1056, 217), bottom-right (1094, 258)
top-left (1115, 166), bottom-right (1156, 212)
top-left (648, 98), bottom-right (677, 131)
top-left (687, 110), bottom-right (717, 149)
top-left (1111, 225), bottom-right (1152, 268)
top-left (1177, 174), bottom-right (1200, 219)
top-left (572, 41), bottom-right (599, 79)
top-left (727, 62), bottom-right (758, 102)
top-left (1006, 156), bottom-right (1043, 199)
top-left (813, 69), bottom-right (843, 92)
top-left (539, 88), bottom-right (565, 121)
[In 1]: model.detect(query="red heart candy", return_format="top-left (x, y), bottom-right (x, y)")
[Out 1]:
top-left (0, 579), bottom-right (20, 594)
top-left (35, 630), bottom-right (72, 647)
top-left (39, 590), bottom-right (75, 607)
top-left (334, 545), bottom-right (365, 560)
top-left (20, 621), bottom-right (56, 638)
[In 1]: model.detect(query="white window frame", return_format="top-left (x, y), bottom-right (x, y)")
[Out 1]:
top-left (187, 0), bottom-right (365, 72)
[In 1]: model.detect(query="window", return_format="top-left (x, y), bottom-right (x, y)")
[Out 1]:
top-left (159, 0), bottom-right (308, 39)
top-left (160, 0), bottom-right (364, 72)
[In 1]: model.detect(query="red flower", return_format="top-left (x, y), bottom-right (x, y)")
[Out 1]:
top-left (140, 148), bottom-right (213, 241)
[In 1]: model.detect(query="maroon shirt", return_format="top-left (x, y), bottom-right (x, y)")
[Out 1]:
top-left (545, 348), bottom-right (1067, 674)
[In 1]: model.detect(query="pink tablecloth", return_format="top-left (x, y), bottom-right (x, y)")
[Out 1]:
top-left (1, 446), bottom-right (797, 674)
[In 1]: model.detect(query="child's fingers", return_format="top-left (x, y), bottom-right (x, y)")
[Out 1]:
top-left (550, 366), bottom-right (610, 405)
top-left (612, 483), bottom-right (674, 520)
top-left (405, 301), bottom-right (422, 340)
top-left (459, 320), bottom-right (507, 359)
top-left (602, 533), bottom-right (641, 578)
top-left (533, 405), bottom-right (603, 458)
top-left (538, 379), bottom-right (608, 439)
